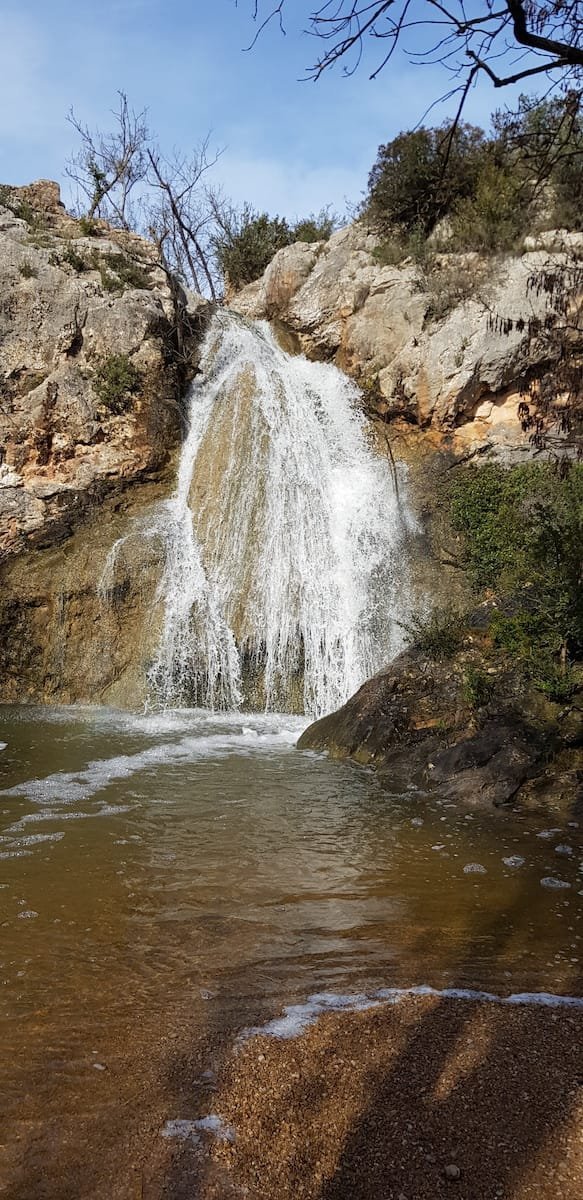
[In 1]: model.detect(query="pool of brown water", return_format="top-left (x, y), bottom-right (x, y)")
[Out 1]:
top-left (0, 705), bottom-right (581, 1197)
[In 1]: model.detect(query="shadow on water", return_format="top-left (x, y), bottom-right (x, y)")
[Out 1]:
top-left (315, 889), bottom-right (583, 1200)
top-left (165, 861), bottom-right (583, 1200)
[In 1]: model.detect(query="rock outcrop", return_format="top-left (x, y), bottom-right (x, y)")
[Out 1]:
top-left (0, 182), bottom-right (208, 704)
top-left (298, 613), bottom-right (583, 812)
top-left (0, 182), bottom-right (207, 558)
top-left (231, 224), bottom-right (582, 459)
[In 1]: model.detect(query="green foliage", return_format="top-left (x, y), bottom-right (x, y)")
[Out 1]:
top-left (423, 259), bottom-right (485, 323)
top-left (372, 226), bottom-right (431, 267)
top-left (493, 94), bottom-right (583, 233)
top-left (101, 251), bottom-right (150, 290)
top-left (215, 208), bottom-right (292, 288)
top-left (364, 95), bottom-right (581, 261)
top-left (449, 462), bottom-right (583, 690)
top-left (463, 666), bottom-right (495, 710)
top-left (18, 259), bottom-right (38, 279)
top-left (449, 161), bottom-right (526, 253)
top-left (11, 198), bottom-right (35, 225)
top-left (401, 603), bottom-right (466, 659)
top-left (99, 268), bottom-right (121, 293)
top-left (92, 353), bottom-right (142, 414)
top-left (533, 664), bottom-right (578, 703)
top-left (214, 205), bottom-right (336, 289)
top-left (365, 123), bottom-right (488, 238)
top-left (90, 250), bottom-right (149, 293)
top-left (78, 215), bottom-right (99, 236)
top-left (293, 208), bottom-right (336, 243)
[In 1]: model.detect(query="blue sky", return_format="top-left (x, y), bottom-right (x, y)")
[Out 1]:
top-left (1, 1), bottom-right (532, 220)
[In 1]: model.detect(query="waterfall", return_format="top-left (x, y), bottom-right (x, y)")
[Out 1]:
top-left (101, 312), bottom-right (414, 717)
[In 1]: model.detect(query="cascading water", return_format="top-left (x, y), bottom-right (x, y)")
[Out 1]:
top-left (100, 312), bottom-right (415, 718)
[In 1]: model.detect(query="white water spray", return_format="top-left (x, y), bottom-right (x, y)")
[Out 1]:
top-left (101, 312), bottom-right (414, 717)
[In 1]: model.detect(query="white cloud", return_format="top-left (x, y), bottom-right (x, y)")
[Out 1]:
top-left (213, 153), bottom-right (366, 220)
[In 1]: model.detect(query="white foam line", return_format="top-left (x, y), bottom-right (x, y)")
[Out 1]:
top-left (240, 984), bottom-right (583, 1041)
top-left (17, 705), bottom-right (307, 740)
top-left (5, 804), bottom-right (134, 835)
top-left (0, 728), bottom-right (302, 805)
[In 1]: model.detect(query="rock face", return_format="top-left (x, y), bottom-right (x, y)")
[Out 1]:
top-left (231, 224), bottom-right (583, 458)
top-left (0, 182), bottom-right (208, 704)
top-left (298, 622), bottom-right (583, 811)
top-left (0, 182), bottom-right (208, 557)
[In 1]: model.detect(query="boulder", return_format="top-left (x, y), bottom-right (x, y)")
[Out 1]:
top-left (298, 639), bottom-right (582, 811)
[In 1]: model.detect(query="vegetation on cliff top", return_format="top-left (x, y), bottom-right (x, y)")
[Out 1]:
top-left (213, 205), bottom-right (336, 290)
top-left (365, 94), bottom-right (583, 258)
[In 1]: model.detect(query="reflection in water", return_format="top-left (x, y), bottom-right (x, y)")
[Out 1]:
top-left (0, 704), bottom-right (581, 1194)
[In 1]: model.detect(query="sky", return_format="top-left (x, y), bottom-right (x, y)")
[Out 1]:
top-left (1, 0), bottom-right (536, 221)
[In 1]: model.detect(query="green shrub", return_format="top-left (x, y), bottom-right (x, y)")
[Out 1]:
top-left (19, 259), bottom-right (38, 279)
top-left (450, 161), bottom-right (527, 252)
top-left (422, 258), bottom-right (486, 323)
top-left (11, 198), bottom-right (35, 226)
top-left (215, 205), bottom-right (335, 289)
top-left (101, 251), bottom-right (150, 289)
top-left (99, 267), bottom-right (121, 293)
top-left (63, 243), bottom-right (87, 272)
top-left (372, 226), bottom-right (431, 267)
top-left (534, 664), bottom-right (578, 703)
top-left (92, 353), bottom-right (142, 414)
top-left (449, 462), bottom-right (583, 686)
top-left (463, 666), bottom-right (495, 709)
top-left (493, 94), bottom-right (583, 233)
top-left (400, 603), bottom-right (466, 659)
top-left (365, 123), bottom-right (488, 239)
top-left (215, 208), bottom-right (292, 289)
top-left (293, 209), bottom-right (336, 243)
top-left (78, 216), bottom-right (99, 236)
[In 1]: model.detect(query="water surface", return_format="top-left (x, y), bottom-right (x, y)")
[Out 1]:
top-left (0, 705), bottom-right (581, 1194)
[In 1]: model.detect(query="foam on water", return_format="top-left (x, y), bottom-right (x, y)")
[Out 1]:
top-left (0, 714), bottom-right (307, 807)
top-left (241, 984), bottom-right (583, 1041)
top-left (101, 312), bottom-right (414, 717)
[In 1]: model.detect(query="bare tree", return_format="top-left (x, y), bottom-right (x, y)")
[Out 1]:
top-left (66, 92), bottom-right (148, 229)
top-left (243, 2), bottom-right (582, 121)
top-left (144, 140), bottom-right (222, 299)
top-left (66, 97), bottom-right (227, 300)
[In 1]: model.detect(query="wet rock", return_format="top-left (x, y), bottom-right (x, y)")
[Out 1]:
top-left (297, 642), bottom-right (579, 812)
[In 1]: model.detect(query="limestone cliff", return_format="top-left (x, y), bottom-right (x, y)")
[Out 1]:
top-left (231, 223), bottom-right (582, 460)
top-left (0, 182), bottom-right (207, 704)
top-left (0, 181), bottom-right (208, 557)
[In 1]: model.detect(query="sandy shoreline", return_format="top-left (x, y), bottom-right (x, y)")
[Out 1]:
top-left (164, 992), bottom-right (583, 1200)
